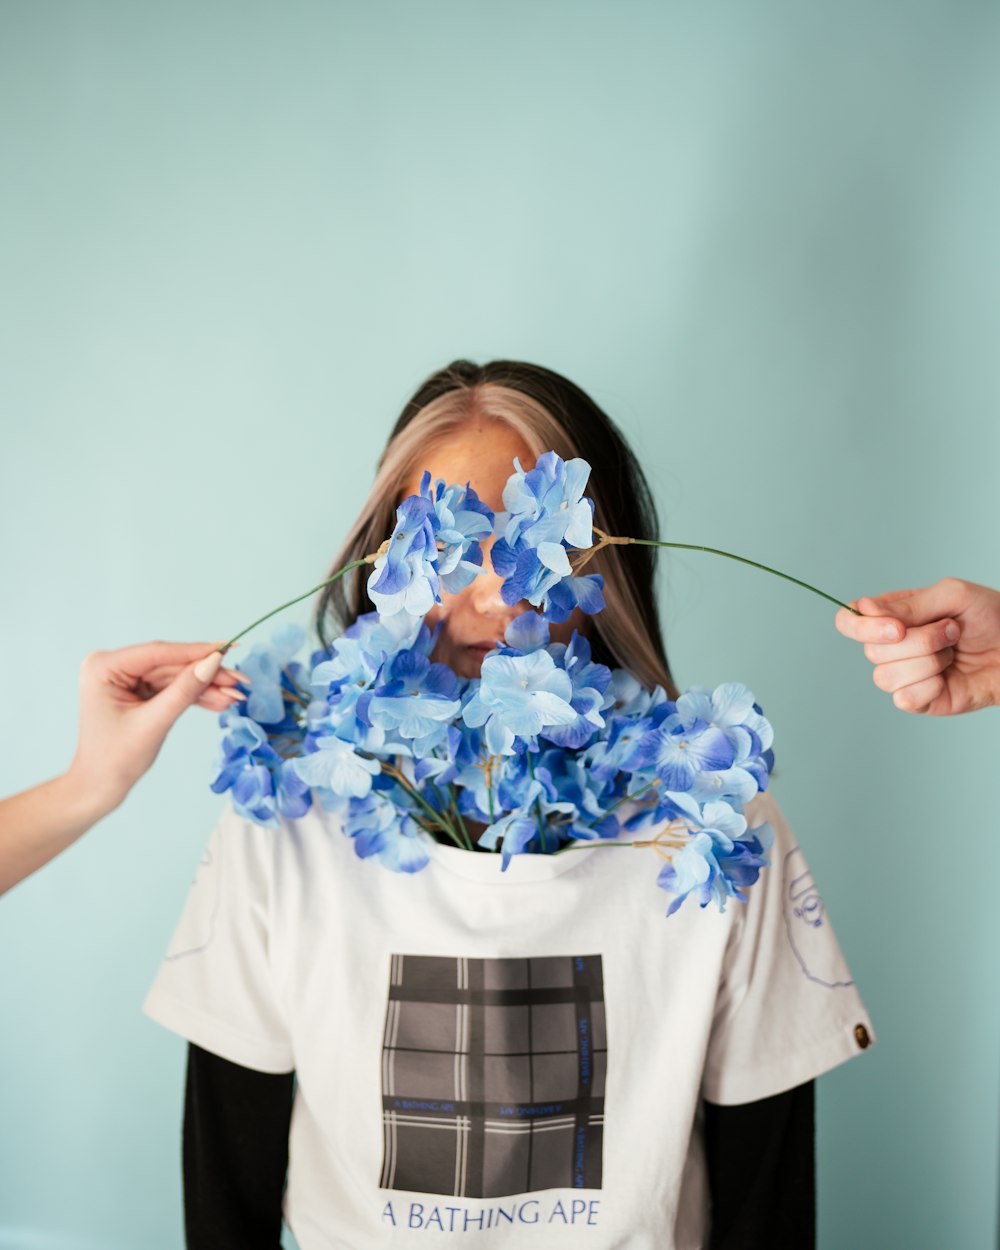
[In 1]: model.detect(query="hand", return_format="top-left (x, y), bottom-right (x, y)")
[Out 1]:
top-left (66, 641), bottom-right (248, 810)
top-left (834, 578), bottom-right (1000, 716)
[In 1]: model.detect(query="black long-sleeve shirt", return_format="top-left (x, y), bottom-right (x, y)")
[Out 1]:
top-left (182, 1043), bottom-right (815, 1250)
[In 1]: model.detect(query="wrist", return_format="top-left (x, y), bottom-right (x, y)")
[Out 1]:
top-left (58, 763), bottom-right (127, 827)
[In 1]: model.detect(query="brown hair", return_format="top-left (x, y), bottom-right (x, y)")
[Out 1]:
top-left (315, 360), bottom-right (677, 695)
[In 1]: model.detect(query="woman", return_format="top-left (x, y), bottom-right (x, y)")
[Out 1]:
top-left (145, 360), bottom-right (873, 1249)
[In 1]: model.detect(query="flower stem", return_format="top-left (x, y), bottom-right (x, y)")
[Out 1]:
top-left (221, 559), bottom-right (369, 653)
top-left (629, 539), bottom-right (858, 613)
top-left (383, 762), bottom-right (465, 851)
top-left (448, 792), bottom-right (474, 851)
top-left (527, 753), bottom-right (548, 854)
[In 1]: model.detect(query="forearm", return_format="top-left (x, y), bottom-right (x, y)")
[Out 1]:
top-left (0, 769), bottom-right (119, 895)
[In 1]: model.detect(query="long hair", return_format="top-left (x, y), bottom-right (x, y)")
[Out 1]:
top-left (315, 360), bottom-right (677, 695)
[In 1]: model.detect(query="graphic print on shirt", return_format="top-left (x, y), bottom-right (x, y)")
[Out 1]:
top-left (380, 954), bottom-right (605, 1198)
top-left (783, 847), bottom-right (854, 989)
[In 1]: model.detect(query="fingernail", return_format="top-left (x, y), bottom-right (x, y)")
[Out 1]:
top-left (945, 622), bottom-right (960, 643)
top-left (221, 688), bottom-right (248, 702)
top-left (881, 624), bottom-right (900, 641)
top-left (194, 651), bottom-right (223, 683)
top-left (224, 668), bottom-right (252, 684)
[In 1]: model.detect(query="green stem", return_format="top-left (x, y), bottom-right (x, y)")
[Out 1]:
top-left (486, 760), bottom-right (496, 825)
top-left (222, 558), bottom-right (369, 653)
top-left (630, 540), bottom-right (857, 614)
top-left (559, 840), bottom-right (644, 851)
top-left (449, 792), bottom-right (473, 851)
top-left (386, 764), bottom-right (465, 851)
top-left (605, 778), bottom-right (659, 818)
top-left (527, 753), bottom-right (548, 854)
top-left (432, 781), bottom-right (473, 852)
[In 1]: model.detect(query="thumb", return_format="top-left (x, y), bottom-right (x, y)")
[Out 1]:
top-left (148, 650), bottom-right (224, 727)
top-left (860, 582), bottom-right (964, 629)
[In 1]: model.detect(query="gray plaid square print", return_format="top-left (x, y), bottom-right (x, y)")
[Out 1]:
top-left (380, 954), bottom-right (606, 1198)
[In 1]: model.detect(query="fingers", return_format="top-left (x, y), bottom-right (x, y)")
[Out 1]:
top-left (871, 649), bottom-right (954, 696)
top-left (127, 662), bottom-right (247, 694)
top-left (148, 654), bottom-right (247, 726)
top-left (863, 619), bottom-right (960, 664)
top-left (83, 640), bottom-right (231, 680)
top-left (196, 688), bottom-right (249, 713)
top-left (858, 579), bottom-right (971, 629)
top-left (834, 604), bottom-right (906, 644)
top-left (892, 674), bottom-right (947, 714)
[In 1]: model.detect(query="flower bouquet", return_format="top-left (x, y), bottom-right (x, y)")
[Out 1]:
top-left (209, 453), bottom-right (843, 916)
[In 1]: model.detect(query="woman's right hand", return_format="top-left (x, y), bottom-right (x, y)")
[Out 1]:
top-left (1, 641), bottom-right (248, 895)
top-left (834, 578), bottom-right (1000, 715)
top-left (66, 642), bottom-right (248, 811)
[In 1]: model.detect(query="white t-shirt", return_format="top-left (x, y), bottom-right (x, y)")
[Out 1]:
top-left (144, 790), bottom-right (873, 1250)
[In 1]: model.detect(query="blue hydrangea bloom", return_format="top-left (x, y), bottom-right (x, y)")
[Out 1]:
top-left (367, 648), bottom-right (462, 754)
top-left (292, 735), bottom-right (381, 799)
top-left (367, 495), bottom-right (439, 617)
top-left (345, 792), bottom-right (431, 872)
top-left (366, 475), bottom-right (495, 617)
top-left (634, 717), bottom-right (735, 792)
top-left (497, 452), bottom-right (594, 550)
top-left (462, 649), bottom-right (577, 756)
top-left (491, 535), bottom-right (604, 623)
top-left (655, 799), bottom-right (773, 914)
top-left (539, 633), bottom-right (612, 750)
top-left (490, 452), bottom-right (604, 623)
top-left (423, 474), bottom-right (494, 594)
top-left (241, 623), bottom-right (307, 725)
top-left (503, 611), bottom-right (550, 653)
top-left (477, 812), bottom-right (541, 870)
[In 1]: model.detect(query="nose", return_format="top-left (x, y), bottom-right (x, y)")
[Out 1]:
top-left (469, 563), bottom-right (515, 617)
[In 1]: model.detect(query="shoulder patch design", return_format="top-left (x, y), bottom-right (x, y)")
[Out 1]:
top-left (783, 848), bottom-right (854, 989)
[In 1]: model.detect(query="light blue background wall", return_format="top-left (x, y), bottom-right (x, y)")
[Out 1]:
top-left (1, 2), bottom-right (998, 1247)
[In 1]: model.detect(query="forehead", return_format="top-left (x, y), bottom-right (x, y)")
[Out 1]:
top-left (401, 420), bottom-right (534, 512)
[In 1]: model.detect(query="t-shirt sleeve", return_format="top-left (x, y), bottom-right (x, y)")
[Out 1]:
top-left (702, 791), bottom-right (874, 1106)
top-left (142, 805), bottom-right (294, 1074)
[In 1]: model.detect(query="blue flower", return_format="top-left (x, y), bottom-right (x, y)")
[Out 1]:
top-left (367, 648), bottom-right (462, 754)
top-left (424, 474), bottom-right (494, 595)
top-left (310, 611), bottom-right (424, 693)
top-left (462, 649), bottom-right (577, 756)
top-left (542, 572), bottom-right (605, 623)
top-left (539, 632), bottom-right (612, 750)
top-left (345, 792), bottom-right (431, 872)
top-left (634, 716), bottom-right (735, 792)
top-left (674, 682), bottom-right (774, 799)
top-left (230, 762), bottom-right (279, 825)
top-left (655, 800), bottom-right (773, 914)
top-left (497, 452), bottom-right (594, 550)
top-left (366, 495), bottom-right (439, 617)
top-left (292, 735), bottom-right (381, 799)
top-left (478, 812), bottom-right (540, 869)
top-left (502, 611), bottom-right (550, 654)
top-left (366, 476), bottom-right (496, 617)
top-left (240, 624), bottom-right (307, 725)
top-left (532, 748), bottom-right (620, 842)
top-left (210, 693), bottom-right (313, 826)
top-left (491, 535), bottom-right (604, 623)
top-left (490, 453), bottom-right (604, 623)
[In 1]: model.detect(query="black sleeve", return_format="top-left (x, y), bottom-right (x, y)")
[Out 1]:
top-left (704, 1080), bottom-right (815, 1250)
top-left (183, 1042), bottom-right (295, 1250)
